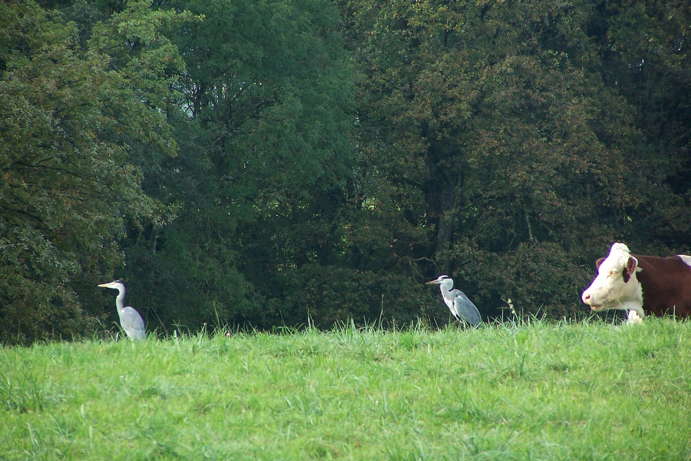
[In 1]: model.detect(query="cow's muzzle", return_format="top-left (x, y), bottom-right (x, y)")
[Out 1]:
top-left (582, 292), bottom-right (603, 310)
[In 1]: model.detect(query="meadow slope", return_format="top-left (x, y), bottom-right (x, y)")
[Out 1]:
top-left (0, 319), bottom-right (689, 460)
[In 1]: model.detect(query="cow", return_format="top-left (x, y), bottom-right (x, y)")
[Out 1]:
top-left (581, 242), bottom-right (691, 324)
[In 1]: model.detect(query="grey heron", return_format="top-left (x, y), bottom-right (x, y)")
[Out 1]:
top-left (426, 275), bottom-right (482, 326)
top-left (98, 280), bottom-right (146, 340)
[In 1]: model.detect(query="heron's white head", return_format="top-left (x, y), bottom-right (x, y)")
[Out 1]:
top-left (425, 275), bottom-right (451, 285)
top-left (98, 280), bottom-right (125, 291)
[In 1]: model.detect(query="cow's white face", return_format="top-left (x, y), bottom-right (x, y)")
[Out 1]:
top-left (582, 243), bottom-right (642, 312)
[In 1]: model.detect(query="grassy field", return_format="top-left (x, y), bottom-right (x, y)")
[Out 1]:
top-left (0, 319), bottom-right (688, 460)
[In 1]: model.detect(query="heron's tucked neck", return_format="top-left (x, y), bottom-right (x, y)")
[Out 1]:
top-left (115, 288), bottom-right (126, 311)
top-left (439, 279), bottom-right (454, 298)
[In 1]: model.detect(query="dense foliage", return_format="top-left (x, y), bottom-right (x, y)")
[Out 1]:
top-left (1, 0), bottom-right (688, 343)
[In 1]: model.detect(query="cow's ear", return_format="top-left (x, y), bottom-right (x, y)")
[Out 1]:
top-left (623, 256), bottom-right (638, 282)
top-left (595, 258), bottom-right (605, 271)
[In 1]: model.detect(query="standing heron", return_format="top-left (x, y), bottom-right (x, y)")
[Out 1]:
top-left (426, 275), bottom-right (482, 326)
top-left (98, 280), bottom-right (146, 340)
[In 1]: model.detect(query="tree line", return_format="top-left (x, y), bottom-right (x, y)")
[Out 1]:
top-left (1, 0), bottom-right (688, 343)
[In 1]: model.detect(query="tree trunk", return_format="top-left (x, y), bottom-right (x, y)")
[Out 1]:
top-left (434, 177), bottom-right (462, 272)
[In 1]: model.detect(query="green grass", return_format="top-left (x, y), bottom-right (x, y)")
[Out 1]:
top-left (0, 319), bottom-right (688, 460)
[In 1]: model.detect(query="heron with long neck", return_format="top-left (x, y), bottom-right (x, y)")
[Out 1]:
top-left (426, 275), bottom-right (482, 326)
top-left (98, 280), bottom-right (146, 340)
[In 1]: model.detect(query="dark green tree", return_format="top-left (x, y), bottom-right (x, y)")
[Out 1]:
top-left (4, 0), bottom-right (688, 341)
top-left (339, 0), bottom-right (689, 318)
top-left (596, 0), bottom-right (690, 251)
top-left (120, 0), bottom-right (362, 329)
top-left (0, 1), bottom-right (189, 343)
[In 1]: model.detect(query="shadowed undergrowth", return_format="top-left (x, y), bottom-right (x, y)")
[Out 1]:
top-left (0, 319), bottom-right (688, 460)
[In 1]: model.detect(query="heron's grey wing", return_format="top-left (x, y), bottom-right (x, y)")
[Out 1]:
top-left (120, 306), bottom-right (146, 339)
top-left (452, 291), bottom-right (482, 326)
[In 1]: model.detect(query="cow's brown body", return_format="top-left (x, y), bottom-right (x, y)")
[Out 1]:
top-left (633, 254), bottom-right (691, 317)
